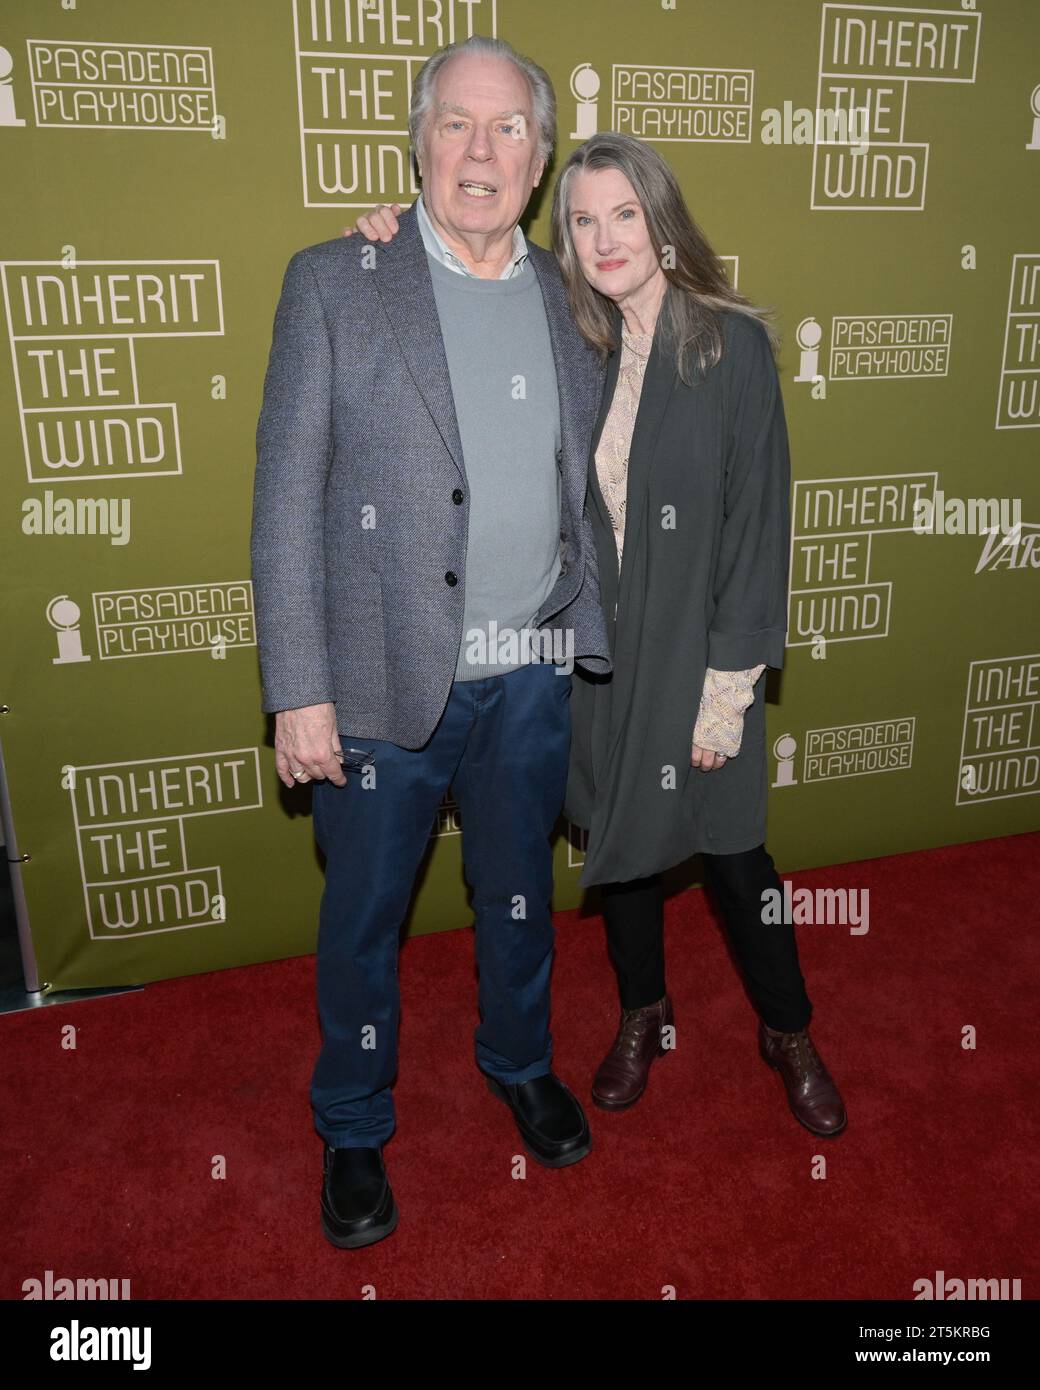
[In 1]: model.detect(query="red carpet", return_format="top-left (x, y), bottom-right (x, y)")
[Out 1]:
top-left (2, 834), bottom-right (1037, 1301)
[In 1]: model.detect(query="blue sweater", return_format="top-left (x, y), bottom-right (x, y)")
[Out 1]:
top-left (425, 249), bottom-right (563, 680)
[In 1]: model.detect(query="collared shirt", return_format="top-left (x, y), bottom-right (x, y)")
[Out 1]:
top-left (415, 191), bottom-right (529, 280)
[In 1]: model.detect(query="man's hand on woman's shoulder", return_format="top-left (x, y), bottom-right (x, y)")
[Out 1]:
top-left (342, 204), bottom-right (403, 242)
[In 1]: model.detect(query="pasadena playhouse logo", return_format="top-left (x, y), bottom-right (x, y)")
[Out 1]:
top-left (772, 717), bottom-right (915, 787)
top-left (35, 585), bottom-right (256, 663)
top-left (13, 39), bottom-right (218, 131)
top-left (792, 312), bottom-right (951, 383)
top-left (811, 3), bottom-right (981, 211)
top-left (788, 472), bottom-right (938, 646)
top-left (293, 0), bottom-right (499, 207)
top-left (569, 61), bottom-right (753, 144)
top-left (66, 749), bottom-right (262, 939)
top-left (89, 583), bottom-right (255, 660)
top-left (958, 653), bottom-right (1040, 804)
top-left (0, 259), bottom-right (223, 484)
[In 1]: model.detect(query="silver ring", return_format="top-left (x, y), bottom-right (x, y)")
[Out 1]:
top-left (291, 769), bottom-right (306, 780)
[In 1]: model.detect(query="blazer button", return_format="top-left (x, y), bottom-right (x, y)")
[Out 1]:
top-left (452, 488), bottom-right (464, 504)
top-left (445, 571), bottom-right (458, 586)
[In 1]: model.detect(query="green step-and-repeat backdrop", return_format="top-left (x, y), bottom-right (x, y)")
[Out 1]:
top-left (1, 0), bottom-right (1037, 991)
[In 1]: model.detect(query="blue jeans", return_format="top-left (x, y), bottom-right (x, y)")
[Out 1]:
top-left (310, 660), bottom-right (572, 1148)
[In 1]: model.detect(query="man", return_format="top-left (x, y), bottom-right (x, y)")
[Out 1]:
top-left (251, 35), bottom-right (611, 1250)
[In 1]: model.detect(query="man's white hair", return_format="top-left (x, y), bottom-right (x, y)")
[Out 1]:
top-left (409, 35), bottom-right (557, 168)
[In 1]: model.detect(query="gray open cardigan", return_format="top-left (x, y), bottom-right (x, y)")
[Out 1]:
top-left (564, 305), bottom-right (792, 887)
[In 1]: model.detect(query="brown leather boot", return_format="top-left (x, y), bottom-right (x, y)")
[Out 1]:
top-left (759, 1020), bottom-right (847, 1137)
top-left (591, 995), bottom-right (673, 1111)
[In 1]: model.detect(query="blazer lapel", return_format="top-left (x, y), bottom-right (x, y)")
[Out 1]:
top-left (371, 205), bottom-right (466, 481)
top-left (527, 249), bottom-right (588, 528)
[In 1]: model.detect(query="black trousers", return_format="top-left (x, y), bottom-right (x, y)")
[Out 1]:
top-left (599, 844), bottom-right (812, 1033)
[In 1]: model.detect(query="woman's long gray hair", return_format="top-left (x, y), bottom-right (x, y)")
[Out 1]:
top-left (551, 131), bottom-right (779, 384)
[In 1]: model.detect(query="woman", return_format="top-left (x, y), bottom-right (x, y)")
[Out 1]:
top-left (346, 133), bottom-right (846, 1139)
top-left (553, 133), bottom-right (845, 1135)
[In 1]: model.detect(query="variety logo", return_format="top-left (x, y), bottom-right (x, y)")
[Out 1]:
top-left (975, 520), bottom-right (1040, 573)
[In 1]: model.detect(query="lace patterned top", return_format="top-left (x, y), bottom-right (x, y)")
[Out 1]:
top-left (594, 324), bottom-right (766, 758)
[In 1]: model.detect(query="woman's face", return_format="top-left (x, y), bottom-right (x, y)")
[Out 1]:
top-left (567, 165), bottom-right (664, 309)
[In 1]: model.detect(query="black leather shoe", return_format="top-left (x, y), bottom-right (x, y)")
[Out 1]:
top-left (320, 1144), bottom-right (398, 1249)
top-left (484, 1071), bottom-right (591, 1168)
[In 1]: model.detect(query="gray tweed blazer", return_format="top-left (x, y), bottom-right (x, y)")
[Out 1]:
top-left (250, 203), bottom-right (612, 748)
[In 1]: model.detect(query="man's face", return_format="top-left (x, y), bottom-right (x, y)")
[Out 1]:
top-left (567, 166), bottom-right (661, 308)
top-left (418, 52), bottom-right (545, 247)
